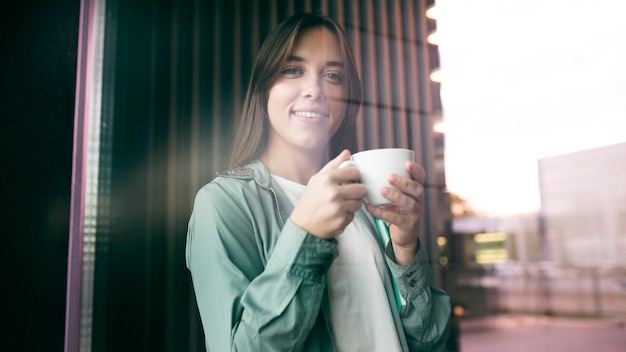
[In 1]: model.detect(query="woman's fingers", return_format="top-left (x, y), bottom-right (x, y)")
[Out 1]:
top-left (291, 151), bottom-right (369, 239)
top-left (408, 161), bottom-right (426, 184)
top-left (386, 164), bottom-right (425, 201)
top-left (319, 149), bottom-right (351, 173)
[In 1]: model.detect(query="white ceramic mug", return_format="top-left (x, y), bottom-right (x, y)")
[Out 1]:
top-left (340, 148), bottom-right (415, 205)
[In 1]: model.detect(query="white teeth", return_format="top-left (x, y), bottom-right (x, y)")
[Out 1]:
top-left (293, 111), bottom-right (326, 118)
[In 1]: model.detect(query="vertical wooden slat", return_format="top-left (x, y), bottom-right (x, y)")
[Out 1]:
top-left (210, 1), bottom-right (221, 173)
top-left (417, 0), bottom-right (439, 267)
top-left (405, 0), bottom-right (422, 160)
top-left (334, 0), bottom-right (344, 25)
top-left (167, 0), bottom-right (179, 235)
top-left (166, 1), bottom-right (180, 349)
top-left (251, 0), bottom-right (260, 62)
top-left (416, 0), bottom-right (435, 176)
top-left (144, 1), bottom-right (160, 347)
top-left (345, 1), bottom-right (365, 152)
top-left (363, 0), bottom-right (380, 149)
top-left (233, 1), bottom-right (242, 120)
top-left (270, 0), bottom-right (278, 29)
top-left (391, 0), bottom-right (409, 148)
top-left (376, 1), bottom-right (393, 148)
top-left (190, 0), bottom-right (200, 194)
top-left (320, 0), bottom-right (329, 15)
top-left (196, 0), bottom-right (212, 188)
top-left (188, 3), bottom-right (201, 347)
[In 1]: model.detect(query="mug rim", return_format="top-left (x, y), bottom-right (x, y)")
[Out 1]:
top-left (352, 148), bottom-right (414, 157)
top-left (356, 148), bottom-right (413, 152)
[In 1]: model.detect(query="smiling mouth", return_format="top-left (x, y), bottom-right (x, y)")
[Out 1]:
top-left (292, 111), bottom-right (329, 118)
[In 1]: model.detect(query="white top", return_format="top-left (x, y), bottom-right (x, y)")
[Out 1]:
top-left (272, 174), bottom-right (402, 352)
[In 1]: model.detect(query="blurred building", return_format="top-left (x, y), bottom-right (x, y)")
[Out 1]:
top-left (446, 214), bottom-right (539, 317)
top-left (538, 142), bottom-right (626, 267)
top-left (445, 142), bottom-right (626, 319)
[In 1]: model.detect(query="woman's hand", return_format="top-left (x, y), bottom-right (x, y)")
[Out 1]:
top-left (290, 150), bottom-right (368, 239)
top-left (365, 161), bottom-right (426, 265)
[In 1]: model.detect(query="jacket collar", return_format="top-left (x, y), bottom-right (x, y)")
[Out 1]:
top-left (218, 160), bottom-right (292, 222)
top-left (217, 159), bottom-right (272, 188)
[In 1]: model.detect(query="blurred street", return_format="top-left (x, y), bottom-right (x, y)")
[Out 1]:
top-left (459, 314), bottom-right (626, 352)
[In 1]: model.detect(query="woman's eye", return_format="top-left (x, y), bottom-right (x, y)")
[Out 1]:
top-left (283, 68), bottom-right (301, 76)
top-left (325, 72), bottom-right (344, 83)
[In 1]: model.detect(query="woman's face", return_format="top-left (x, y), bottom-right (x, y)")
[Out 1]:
top-left (265, 27), bottom-right (348, 155)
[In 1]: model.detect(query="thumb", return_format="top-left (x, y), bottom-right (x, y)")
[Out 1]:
top-left (320, 149), bottom-right (351, 172)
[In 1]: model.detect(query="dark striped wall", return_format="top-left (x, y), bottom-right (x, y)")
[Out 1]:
top-left (74, 0), bottom-right (447, 350)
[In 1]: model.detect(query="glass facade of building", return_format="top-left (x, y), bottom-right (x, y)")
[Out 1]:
top-left (538, 142), bottom-right (626, 267)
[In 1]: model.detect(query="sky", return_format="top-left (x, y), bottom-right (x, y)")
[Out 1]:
top-left (435, 0), bottom-right (626, 215)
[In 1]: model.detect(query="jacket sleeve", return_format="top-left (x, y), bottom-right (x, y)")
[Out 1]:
top-left (386, 241), bottom-right (451, 351)
top-left (185, 182), bottom-right (337, 351)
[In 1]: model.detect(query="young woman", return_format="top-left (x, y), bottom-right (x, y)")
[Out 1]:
top-left (186, 13), bottom-right (450, 351)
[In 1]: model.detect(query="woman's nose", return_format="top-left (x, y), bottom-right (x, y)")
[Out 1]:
top-left (302, 76), bottom-right (325, 100)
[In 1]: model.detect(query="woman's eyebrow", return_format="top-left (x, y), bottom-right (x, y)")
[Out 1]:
top-left (326, 60), bottom-right (344, 68)
top-left (286, 55), bottom-right (344, 67)
top-left (286, 55), bottom-right (304, 62)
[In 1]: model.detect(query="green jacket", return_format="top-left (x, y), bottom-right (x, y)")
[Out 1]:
top-left (186, 160), bottom-right (450, 351)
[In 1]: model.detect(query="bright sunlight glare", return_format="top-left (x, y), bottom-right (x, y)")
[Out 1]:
top-left (436, 0), bottom-right (626, 215)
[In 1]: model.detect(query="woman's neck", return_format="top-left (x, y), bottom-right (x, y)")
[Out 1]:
top-left (260, 147), bottom-right (328, 185)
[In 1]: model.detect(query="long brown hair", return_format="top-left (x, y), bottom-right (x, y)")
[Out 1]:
top-left (229, 13), bottom-right (362, 168)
